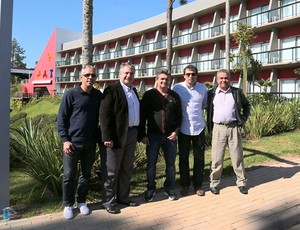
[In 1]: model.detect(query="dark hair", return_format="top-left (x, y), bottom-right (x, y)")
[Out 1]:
top-left (183, 64), bottom-right (198, 75)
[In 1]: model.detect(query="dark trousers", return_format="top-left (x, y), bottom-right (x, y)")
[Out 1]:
top-left (62, 141), bottom-right (96, 207)
top-left (146, 132), bottom-right (177, 192)
top-left (102, 127), bottom-right (138, 208)
top-left (178, 130), bottom-right (205, 189)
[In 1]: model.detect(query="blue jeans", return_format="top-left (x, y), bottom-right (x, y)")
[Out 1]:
top-left (62, 141), bottom-right (96, 207)
top-left (146, 132), bottom-right (177, 192)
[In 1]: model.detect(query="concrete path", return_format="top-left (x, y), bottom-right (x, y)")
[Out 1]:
top-left (1, 155), bottom-right (300, 230)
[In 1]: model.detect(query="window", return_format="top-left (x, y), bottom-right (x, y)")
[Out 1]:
top-left (200, 22), bottom-right (211, 40)
top-left (230, 15), bottom-right (238, 32)
top-left (282, 0), bottom-right (298, 18)
top-left (248, 81), bottom-right (262, 93)
top-left (180, 28), bottom-right (190, 44)
top-left (109, 48), bottom-right (115, 59)
top-left (98, 68), bottom-right (104, 80)
top-left (146, 38), bottom-right (154, 51)
top-left (146, 62), bottom-right (155, 76)
top-left (251, 43), bottom-right (269, 63)
top-left (121, 45), bottom-right (127, 57)
top-left (281, 37), bottom-right (296, 62)
top-left (109, 67), bottom-right (114, 79)
top-left (280, 79), bottom-right (300, 98)
top-left (133, 42), bottom-right (140, 54)
top-left (199, 52), bottom-right (212, 71)
top-left (248, 5), bottom-right (268, 26)
top-left (230, 48), bottom-right (239, 69)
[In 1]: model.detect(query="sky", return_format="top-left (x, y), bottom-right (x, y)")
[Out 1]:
top-left (12, 0), bottom-right (196, 68)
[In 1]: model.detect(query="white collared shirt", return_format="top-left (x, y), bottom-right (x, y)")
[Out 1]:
top-left (120, 80), bottom-right (140, 127)
top-left (173, 82), bottom-right (207, 135)
top-left (213, 86), bottom-right (237, 124)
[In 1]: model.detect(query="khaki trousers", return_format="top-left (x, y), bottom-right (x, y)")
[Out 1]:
top-left (210, 123), bottom-right (247, 188)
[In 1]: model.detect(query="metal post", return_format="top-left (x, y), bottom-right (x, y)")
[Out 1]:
top-left (0, 0), bottom-right (13, 213)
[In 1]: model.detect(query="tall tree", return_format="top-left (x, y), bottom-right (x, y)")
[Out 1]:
top-left (82, 0), bottom-right (93, 66)
top-left (225, 0), bottom-right (230, 70)
top-left (232, 22), bottom-right (256, 94)
top-left (166, 0), bottom-right (187, 76)
top-left (11, 38), bottom-right (26, 68)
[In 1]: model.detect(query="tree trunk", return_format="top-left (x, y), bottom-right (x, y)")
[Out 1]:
top-left (166, 0), bottom-right (173, 75)
top-left (82, 0), bottom-right (93, 67)
top-left (225, 0), bottom-right (230, 70)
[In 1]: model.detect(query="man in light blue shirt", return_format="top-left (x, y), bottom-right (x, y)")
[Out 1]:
top-left (173, 64), bottom-right (208, 197)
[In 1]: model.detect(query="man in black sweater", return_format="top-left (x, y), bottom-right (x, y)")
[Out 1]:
top-left (57, 65), bottom-right (102, 220)
top-left (139, 69), bottom-right (182, 202)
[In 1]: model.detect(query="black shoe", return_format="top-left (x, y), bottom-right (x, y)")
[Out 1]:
top-left (117, 200), bottom-right (139, 207)
top-left (210, 187), bottom-right (220, 195)
top-left (238, 186), bottom-right (248, 194)
top-left (144, 190), bottom-right (155, 202)
top-left (180, 187), bottom-right (189, 196)
top-left (105, 204), bottom-right (120, 214)
top-left (164, 190), bottom-right (178, 201)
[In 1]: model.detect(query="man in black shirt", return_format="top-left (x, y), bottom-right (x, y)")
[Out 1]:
top-left (139, 69), bottom-right (182, 202)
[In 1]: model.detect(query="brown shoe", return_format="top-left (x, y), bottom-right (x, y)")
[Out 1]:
top-left (195, 188), bottom-right (205, 196)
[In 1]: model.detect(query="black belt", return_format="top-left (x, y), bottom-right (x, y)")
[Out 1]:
top-left (128, 126), bottom-right (138, 129)
top-left (214, 121), bottom-right (237, 126)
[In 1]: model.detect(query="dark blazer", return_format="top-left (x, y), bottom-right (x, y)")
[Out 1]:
top-left (99, 81), bottom-right (140, 148)
top-left (206, 86), bottom-right (250, 133)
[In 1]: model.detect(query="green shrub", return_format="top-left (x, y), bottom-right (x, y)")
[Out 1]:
top-left (244, 102), bottom-right (281, 138)
top-left (10, 112), bottom-right (27, 124)
top-left (10, 118), bottom-right (63, 196)
top-left (244, 99), bottom-right (300, 138)
top-left (134, 142), bottom-right (147, 167)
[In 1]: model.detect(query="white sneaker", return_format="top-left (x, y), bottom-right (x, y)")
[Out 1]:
top-left (63, 207), bottom-right (74, 220)
top-left (77, 203), bottom-right (90, 215)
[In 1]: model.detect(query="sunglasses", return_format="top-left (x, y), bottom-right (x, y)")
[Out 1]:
top-left (185, 73), bottom-right (196, 77)
top-left (82, 73), bottom-right (96, 78)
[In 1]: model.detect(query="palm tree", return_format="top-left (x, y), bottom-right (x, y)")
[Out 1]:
top-left (232, 21), bottom-right (256, 94)
top-left (166, 0), bottom-right (187, 76)
top-left (225, 0), bottom-right (230, 70)
top-left (82, 0), bottom-right (93, 66)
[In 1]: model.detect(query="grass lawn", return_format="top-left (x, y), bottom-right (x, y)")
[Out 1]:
top-left (10, 129), bottom-right (300, 218)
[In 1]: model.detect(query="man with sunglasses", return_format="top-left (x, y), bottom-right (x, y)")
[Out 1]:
top-left (173, 64), bottom-right (208, 197)
top-left (57, 65), bottom-right (102, 219)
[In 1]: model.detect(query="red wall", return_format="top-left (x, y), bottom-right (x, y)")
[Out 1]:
top-left (22, 29), bottom-right (57, 95)
top-left (278, 24), bottom-right (300, 38)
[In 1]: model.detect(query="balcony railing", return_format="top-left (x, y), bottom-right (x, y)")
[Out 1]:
top-left (55, 46), bottom-right (300, 83)
top-left (56, 2), bottom-right (300, 68)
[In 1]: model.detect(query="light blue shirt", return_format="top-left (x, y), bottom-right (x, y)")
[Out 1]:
top-left (120, 80), bottom-right (140, 127)
top-left (213, 86), bottom-right (237, 124)
top-left (173, 82), bottom-right (207, 135)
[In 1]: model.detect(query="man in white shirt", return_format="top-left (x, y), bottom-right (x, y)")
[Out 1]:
top-left (100, 62), bottom-right (140, 214)
top-left (206, 69), bottom-right (250, 195)
top-left (173, 64), bottom-right (208, 197)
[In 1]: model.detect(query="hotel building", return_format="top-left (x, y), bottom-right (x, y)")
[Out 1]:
top-left (22, 0), bottom-right (300, 98)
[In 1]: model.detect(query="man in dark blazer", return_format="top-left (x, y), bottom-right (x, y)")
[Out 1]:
top-left (99, 62), bottom-right (140, 214)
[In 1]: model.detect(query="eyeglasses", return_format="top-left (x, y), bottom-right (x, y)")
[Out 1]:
top-left (82, 73), bottom-right (96, 78)
top-left (185, 73), bottom-right (196, 77)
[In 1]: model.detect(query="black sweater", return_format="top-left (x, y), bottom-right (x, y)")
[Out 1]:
top-left (139, 88), bottom-right (182, 139)
top-left (57, 86), bottom-right (102, 143)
